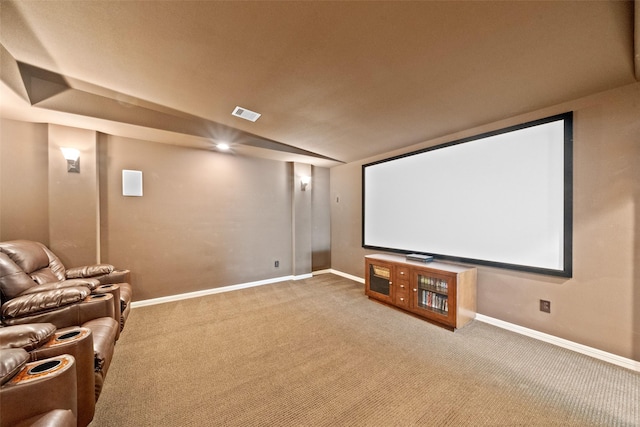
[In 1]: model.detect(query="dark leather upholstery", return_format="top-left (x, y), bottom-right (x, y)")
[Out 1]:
top-left (0, 252), bottom-right (38, 300)
top-left (2, 292), bottom-right (115, 330)
top-left (14, 409), bottom-right (76, 427)
top-left (0, 321), bottom-right (117, 426)
top-left (0, 241), bottom-right (129, 425)
top-left (2, 287), bottom-right (90, 319)
top-left (79, 317), bottom-right (118, 399)
top-left (0, 352), bottom-right (78, 427)
top-left (0, 240), bottom-right (67, 285)
top-left (0, 240), bottom-right (132, 331)
top-left (0, 347), bottom-right (29, 385)
top-left (0, 322), bottom-right (57, 351)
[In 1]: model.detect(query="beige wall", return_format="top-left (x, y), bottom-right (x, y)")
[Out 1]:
top-left (0, 121), bottom-right (100, 266)
top-left (99, 135), bottom-right (292, 300)
top-left (98, 135), bottom-right (327, 300)
top-left (1, 123), bottom-right (329, 302)
top-left (0, 119), bottom-right (49, 243)
top-left (330, 82), bottom-right (640, 361)
top-left (47, 124), bottom-right (99, 267)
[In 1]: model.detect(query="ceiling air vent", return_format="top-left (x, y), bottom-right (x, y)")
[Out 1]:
top-left (232, 106), bottom-right (261, 122)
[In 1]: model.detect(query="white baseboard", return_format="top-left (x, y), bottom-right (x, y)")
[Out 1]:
top-left (318, 269), bottom-right (639, 372)
top-left (314, 268), bottom-right (364, 284)
top-left (475, 314), bottom-right (640, 372)
top-left (131, 275), bottom-right (297, 308)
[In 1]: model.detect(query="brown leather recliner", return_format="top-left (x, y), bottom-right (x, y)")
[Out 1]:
top-left (0, 256), bottom-right (116, 327)
top-left (0, 322), bottom-right (117, 426)
top-left (0, 240), bottom-right (132, 331)
top-left (0, 348), bottom-right (77, 427)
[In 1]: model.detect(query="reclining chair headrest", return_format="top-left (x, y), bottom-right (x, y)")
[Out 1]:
top-left (0, 252), bottom-right (37, 302)
top-left (0, 240), bottom-right (50, 274)
top-left (0, 240), bottom-right (66, 286)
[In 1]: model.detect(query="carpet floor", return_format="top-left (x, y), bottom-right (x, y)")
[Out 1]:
top-left (92, 274), bottom-right (639, 426)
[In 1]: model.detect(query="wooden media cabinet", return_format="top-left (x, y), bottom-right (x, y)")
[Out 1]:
top-left (365, 254), bottom-right (477, 330)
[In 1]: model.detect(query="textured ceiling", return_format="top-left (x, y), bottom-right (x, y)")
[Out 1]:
top-left (0, 1), bottom-right (637, 166)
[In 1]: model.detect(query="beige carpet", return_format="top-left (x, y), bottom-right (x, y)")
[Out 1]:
top-left (92, 274), bottom-right (639, 426)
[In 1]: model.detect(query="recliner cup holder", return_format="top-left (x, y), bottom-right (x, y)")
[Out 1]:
top-left (56, 330), bottom-right (81, 341)
top-left (90, 293), bottom-right (107, 298)
top-left (28, 359), bottom-right (61, 375)
top-left (99, 284), bottom-right (114, 289)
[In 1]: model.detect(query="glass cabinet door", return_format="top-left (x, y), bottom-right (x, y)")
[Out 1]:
top-left (411, 271), bottom-right (454, 324)
top-left (366, 262), bottom-right (393, 303)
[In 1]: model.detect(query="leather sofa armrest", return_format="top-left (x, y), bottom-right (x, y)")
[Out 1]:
top-left (18, 278), bottom-right (100, 295)
top-left (1, 294), bottom-right (114, 331)
top-left (31, 326), bottom-right (96, 427)
top-left (18, 283), bottom-right (71, 296)
top-left (1, 287), bottom-right (90, 320)
top-left (59, 278), bottom-right (100, 291)
top-left (0, 323), bottom-right (57, 351)
top-left (66, 265), bottom-right (114, 280)
top-left (96, 269), bottom-right (130, 286)
top-left (1, 354), bottom-right (77, 426)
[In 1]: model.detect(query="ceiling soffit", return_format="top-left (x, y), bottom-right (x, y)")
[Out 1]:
top-left (0, 1), bottom-right (637, 164)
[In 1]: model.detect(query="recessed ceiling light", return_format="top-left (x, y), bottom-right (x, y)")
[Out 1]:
top-left (217, 143), bottom-right (230, 151)
top-left (232, 106), bottom-right (261, 122)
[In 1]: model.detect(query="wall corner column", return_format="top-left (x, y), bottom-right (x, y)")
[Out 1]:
top-left (47, 124), bottom-right (100, 266)
top-left (291, 162), bottom-right (312, 277)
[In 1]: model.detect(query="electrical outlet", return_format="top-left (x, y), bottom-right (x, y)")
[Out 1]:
top-left (274, 260), bottom-right (279, 268)
top-left (539, 299), bottom-right (551, 313)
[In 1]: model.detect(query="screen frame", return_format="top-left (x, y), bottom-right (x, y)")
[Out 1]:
top-left (362, 112), bottom-right (573, 277)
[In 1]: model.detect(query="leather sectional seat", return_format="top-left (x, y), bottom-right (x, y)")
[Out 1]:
top-left (0, 240), bottom-right (132, 332)
top-left (0, 321), bottom-right (117, 426)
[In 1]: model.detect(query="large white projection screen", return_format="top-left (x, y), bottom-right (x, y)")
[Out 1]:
top-left (363, 113), bottom-right (572, 277)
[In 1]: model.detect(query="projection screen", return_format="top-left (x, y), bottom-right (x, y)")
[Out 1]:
top-left (362, 112), bottom-right (573, 277)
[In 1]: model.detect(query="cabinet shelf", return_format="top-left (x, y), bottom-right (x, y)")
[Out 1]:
top-left (418, 284), bottom-right (448, 296)
top-left (365, 254), bottom-right (477, 330)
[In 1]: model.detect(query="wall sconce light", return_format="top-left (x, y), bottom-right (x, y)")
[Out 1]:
top-left (300, 175), bottom-right (311, 191)
top-left (60, 147), bottom-right (80, 173)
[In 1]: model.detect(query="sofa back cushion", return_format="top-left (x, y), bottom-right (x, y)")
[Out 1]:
top-left (40, 245), bottom-right (67, 283)
top-left (0, 252), bottom-right (36, 302)
top-left (0, 240), bottom-right (66, 285)
top-left (0, 348), bottom-right (29, 385)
